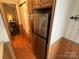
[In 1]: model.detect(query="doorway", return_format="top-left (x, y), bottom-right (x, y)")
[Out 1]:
top-left (2, 3), bottom-right (20, 37)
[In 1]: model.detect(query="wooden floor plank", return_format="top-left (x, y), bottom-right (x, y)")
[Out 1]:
top-left (12, 34), bottom-right (37, 59)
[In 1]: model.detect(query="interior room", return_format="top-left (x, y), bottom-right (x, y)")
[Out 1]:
top-left (0, 0), bottom-right (79, 59)
top-left (0, 0), bottom-right (54, 59)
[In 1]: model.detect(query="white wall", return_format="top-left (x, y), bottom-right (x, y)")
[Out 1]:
top-left (64, 0), bottom-right (79, 43)
top-left (50, 0), bottom-right (75, 45)
top-left (0, 13), bottom-right (9, 42)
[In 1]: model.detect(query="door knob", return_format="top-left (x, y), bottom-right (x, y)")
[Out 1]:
top-left (70, 15), bottom-right (79, 22)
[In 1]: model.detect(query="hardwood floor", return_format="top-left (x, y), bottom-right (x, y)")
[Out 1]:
top-left (3, 43), bottom-right (12, 59)
top-left (32, 34), bottom-right (46, 59)
top-left (47, 37), bottom-right (79, 59)
top-left (12, 34), bottom-right (37, 59)
top-left (55, 38), bottom-right (79, 59)
top-left (12, 33), bottom-right (79, 59)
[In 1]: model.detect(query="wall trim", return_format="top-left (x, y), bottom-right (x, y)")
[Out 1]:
top-left (63, 37), bottom-right (79, 45)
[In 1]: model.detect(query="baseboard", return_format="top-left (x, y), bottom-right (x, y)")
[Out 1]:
top-left (63, 37), bottom-right (79, 45)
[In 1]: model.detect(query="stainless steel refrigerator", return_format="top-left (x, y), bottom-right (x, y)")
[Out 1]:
top-left (33, 10), bottom-right (51, 59)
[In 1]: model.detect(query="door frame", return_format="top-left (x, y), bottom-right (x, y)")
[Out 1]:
top-left (0, 2), bottom-right (20, 42)
top-left (0, 2), bottom-right (18, 59)
top-left (46, 0), bottom-right (56, 59)
top-left (0, 2), bottom-right (12, 42)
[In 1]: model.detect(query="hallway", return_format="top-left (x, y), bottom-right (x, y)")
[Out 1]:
top-left (12, 34), bottom-right (37, 59)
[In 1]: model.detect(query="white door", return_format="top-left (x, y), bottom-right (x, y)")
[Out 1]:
top-left (66, 0), bottom-right (79, 43)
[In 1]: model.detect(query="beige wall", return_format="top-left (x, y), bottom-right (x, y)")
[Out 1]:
top-left (0, 0), bottom-right (16, 4)
top-left (16, 5), bottom-right (21, 24)
top-left (19, 0), bottom-right (30, 34)
top-left (18, 0), bottom-right (26, 5)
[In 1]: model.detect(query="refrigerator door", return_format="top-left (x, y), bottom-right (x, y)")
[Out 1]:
top-left (34, 13), bottom-right (49, 38)
top-left (34, 13), bottom-right (40, 34)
